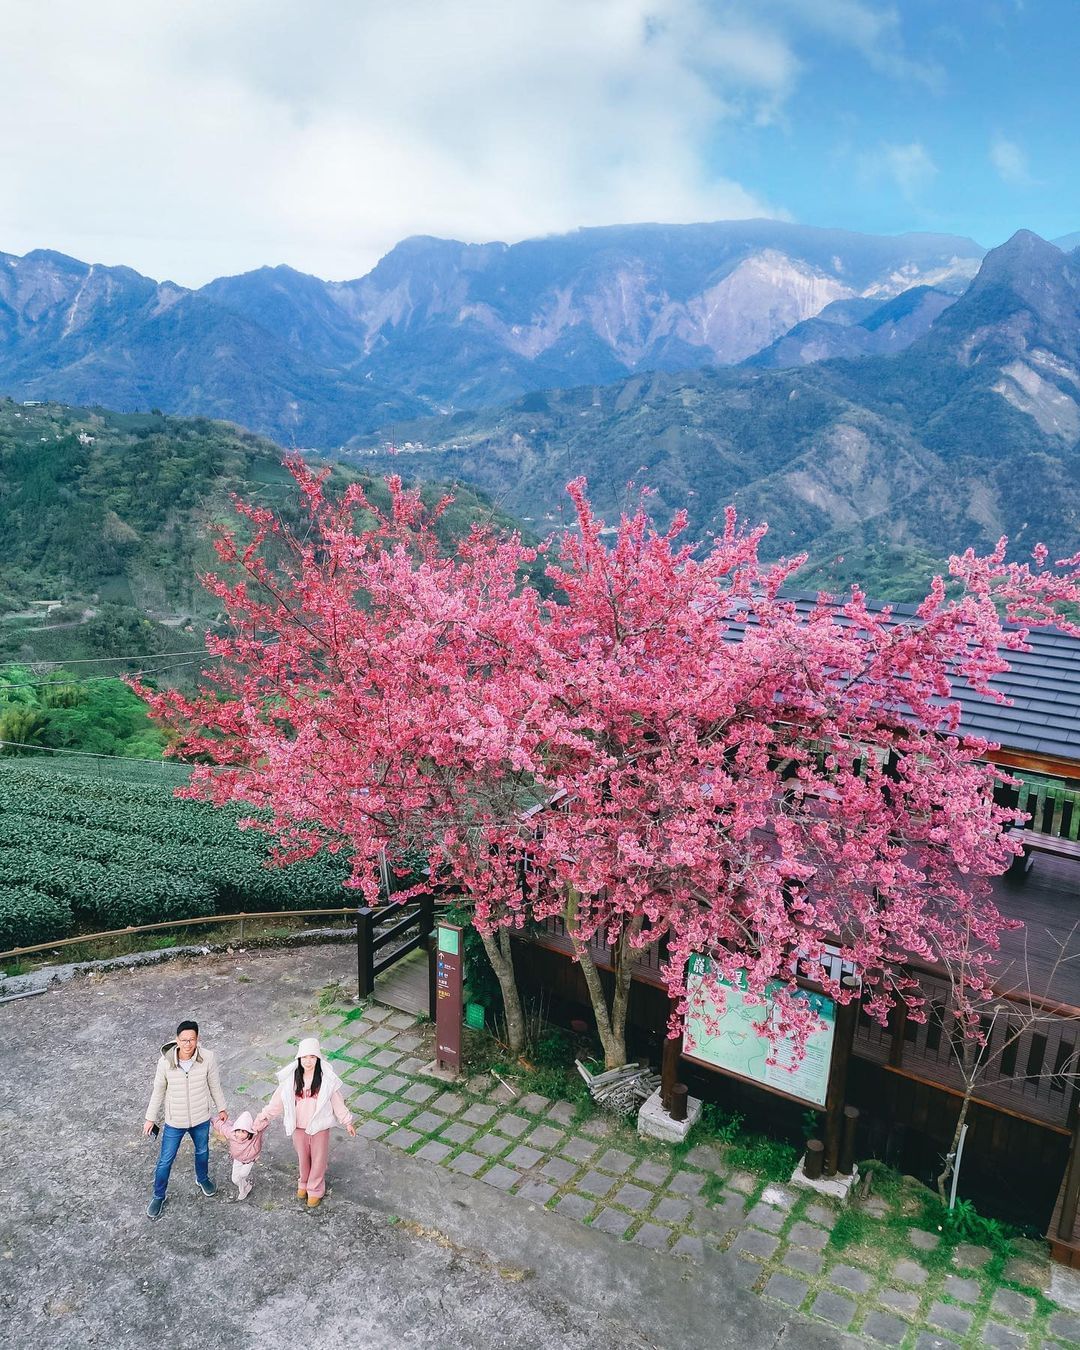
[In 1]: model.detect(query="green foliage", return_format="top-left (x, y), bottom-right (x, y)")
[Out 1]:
top-left (443, 899), bottom-right (505, 1015)
top-left (0, 886), bottom-right (73, 949)
top-left (726, 1132), bottom-right (799, 1182)
top-left (0, 665), bottom-right (168, 759)
top-left (700, 1102), bottom-right (746, 1145)
top-left (0, 759), bottom-right (351, 944)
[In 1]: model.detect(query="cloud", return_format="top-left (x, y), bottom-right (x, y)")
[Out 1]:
top-left (769, 0), bottom-right (944, 89)
top-left (0, 1), bottom-right (797, 286)
top-left (858, 141), bottom-right (938, 202)
top-left (990, 136), bottom-right (1031, 186)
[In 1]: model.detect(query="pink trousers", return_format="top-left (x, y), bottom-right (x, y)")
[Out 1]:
top-left (293, 1128), bottom-right (331, 1197)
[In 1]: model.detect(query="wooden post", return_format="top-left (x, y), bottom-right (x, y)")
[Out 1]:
top-left (1058, 1102), bottom-right (1080, 1242)
top-left (428, 936), bottom-right (438, 1022)
top-left (670, 1083), bottom-right (688, 1122)
top-left (839, 1104), bottom-right (860, 1176)
top-left (823, 976), bottom-right (860, 1176)
top-left (888, 1001), bottom-right (907, 1069)
top-left (661, 1032), bottom-right (682, 1113)
top-left (804, 1139), bottom-right (824, 1180)
top-left (356, 906), bottom-right (375, 999)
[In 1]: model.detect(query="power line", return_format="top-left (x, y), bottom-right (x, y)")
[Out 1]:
top-left (0, 657), bottom-right (208, 691)
top-left (4, 647), bottom-right (208, 666)
top-left (0, 737), bottom-right (190, 765)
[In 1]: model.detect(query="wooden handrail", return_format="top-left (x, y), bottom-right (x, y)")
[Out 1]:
top-left (0, 908), bottom-right (355, 962)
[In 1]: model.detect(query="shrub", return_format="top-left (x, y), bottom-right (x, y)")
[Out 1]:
top-left (0, 886), bottom-right (73, 949)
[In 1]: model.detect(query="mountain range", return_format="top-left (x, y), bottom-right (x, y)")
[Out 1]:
top-left (344, 229), bottom-right (1080, 597)
top-left (1, 222), bottom-right (988, 444)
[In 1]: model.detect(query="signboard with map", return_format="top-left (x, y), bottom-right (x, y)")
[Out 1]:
top-left (682, 955), bottom-right (836, 1108)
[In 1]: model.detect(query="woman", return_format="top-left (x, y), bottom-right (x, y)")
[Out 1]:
top-left (255, 1037), bottom-right (356, 1207)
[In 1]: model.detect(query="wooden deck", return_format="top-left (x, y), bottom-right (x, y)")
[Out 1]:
top-left (374, 946), bottom-right (430, 1016)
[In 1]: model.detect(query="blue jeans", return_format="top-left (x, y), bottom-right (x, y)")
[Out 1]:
top-left (153, 1119), bottom-right (211, 1200)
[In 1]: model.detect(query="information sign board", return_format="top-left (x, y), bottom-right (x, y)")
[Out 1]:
top-left (434, 922), bottom-right (464, 1073)
top-left (682, 955), bottom-right (835, 1108)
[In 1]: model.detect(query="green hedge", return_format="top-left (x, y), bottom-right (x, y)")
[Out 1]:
top-left (0, 886), bottom-right (73, 949)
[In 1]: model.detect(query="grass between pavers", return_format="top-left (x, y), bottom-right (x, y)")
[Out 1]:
top-left (288, 999), bottom-right (1075, 1350)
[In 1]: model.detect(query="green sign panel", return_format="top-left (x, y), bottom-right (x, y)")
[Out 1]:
top-left (682, 956), bottom-right (835, 1108)
top-left (438, 925), bottom-right (461, 955)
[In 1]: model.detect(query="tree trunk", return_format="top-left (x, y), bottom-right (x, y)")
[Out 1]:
top-left (566, 887), bottom-right (645, 1069)
top-left (937, 1085), bottom-right (974, 1204)
top-left (478, 927), bottom-right (526, 1054)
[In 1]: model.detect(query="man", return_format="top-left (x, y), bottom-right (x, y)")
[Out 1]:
top-left (143, 1019), bottom-right (228, 1220)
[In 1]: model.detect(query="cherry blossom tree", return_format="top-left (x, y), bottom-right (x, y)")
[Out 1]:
top-left (137, 460), bottom-right (1080, 1071)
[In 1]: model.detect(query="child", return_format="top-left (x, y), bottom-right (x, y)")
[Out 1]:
top-left (212, 1109), bottom-right (265, 1200)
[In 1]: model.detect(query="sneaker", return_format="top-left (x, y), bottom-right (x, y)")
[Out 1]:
top-left (296, 1187), bottom-right (307, 1200)
top-left (236, 1179), bottom-right (252, 1202)
top-left (147, 1196), bottom-right (165, 1220)
top-left (306, 1194), bottom-right (322, 1208)
top-left (197, 1178), bottom-right (217, 1198)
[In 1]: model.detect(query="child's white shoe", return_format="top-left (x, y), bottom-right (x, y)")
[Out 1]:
top-left (236, 1179), bottom-right (253, 1201)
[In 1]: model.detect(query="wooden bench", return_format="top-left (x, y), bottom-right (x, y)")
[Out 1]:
top-left (1008, 827), bottom-right (1080, 875)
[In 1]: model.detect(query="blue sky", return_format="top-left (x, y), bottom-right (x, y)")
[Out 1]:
top-left (0, 1), bottom-right (1075, 284)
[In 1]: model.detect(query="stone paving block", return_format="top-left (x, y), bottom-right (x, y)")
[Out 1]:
top-left (365, 1025), bottom-right (397, 1045)
top-left (764, 1273), bottom-right (808, 1308)
top-left (671, 1234), bottom-right (704, 1260)
top-left (430, 1092), bottom-right (466, 1116)
top-left (1003, 1255), bottom-right (1048, 1288)
top-left (319, 1033), bottom-right (354, 1053)
top-left (461, 1102), bottom-right (497, 1125)
top-left (392, 1034), bottom-right (424, 1054)
top-left (684, 1144), bottom-right (723, 1170)
top-left (805, 1202), bottom-right (836, 1227)
top-left (438, 1120), bottom-right (476, 1146)
top-left (474, 1132), bottom-right (509, 1158)
top-left (525, 1124), bottom-right (565, 1151)
top-left (414, 1140), bottom-right (452, 1164)
top-left (730, 1229), bottom-right (779, 1260)
top-left (669, 1169), bottom-right (706, 1197)
top-left (369, 1049), bottom-right (402, 1068)
top-left (827, 1263), bottom-right (873, 1295)
top-left (951, 1242), bottom-right (991, 1270)
top-left (385, 1127), bottom-right (421, 1151)
top-left (927, 1302), bottom-right (972, 1337)
top-left (448, 1151), bottom-right (485, 1176)
top-left (515, 1179), bottom-right (556, 1205)
top-left (788, 1221), bottom-right (829, 1250)
top-left (878, 1288), bottom-right (920, 1317)
top-left (385, 1011), bottom-right (417, 1030)
top-left (632, 1222), bottom-right (672, 1251)
top-left (481, 1164), bottom-right (521, 1191)
top-left (781, 1248), bottom-right (824, 1277)
top-left (760, 1185), bottom-right (796, 1211)
top-left (811, 1290), bottom-right (855, 1329)
top-left (746, 1203), bottom-right (785, 1233)
top-left (891, 1258), bottom-right (929, 1286)
top-left (494, 1113), bottom-right (530, 1138)
top-left (1049, 1311), bottom-right (1080, 1342)
top-left (546, 1100), bottom-right (577, 1126)
top-left (466, 1074), bottom-right (492, 1094)
top-left (611, 1182), bottom-right (653, 1212)
top-left (596, 1147), bottom-right (636, 1174)
top-left (344, 1064), bottom-right (381, 1085)
top-left (396, 1057), bottom-right (428, 1076)
top-left (653, 1195), bottom-right (692, 1225)
top-left (726, 1170), bottom-right (757, 1194)
top-left (488, 1082), bottom-right (517, 1105)
top-left (909, 1228), bottom-right (940, 1251)
top-left (406, 1111), bottom-right (445, 1135)
top-left (362, 1003), bottom-right (392, 1021)
top-left (355, 1118), bottom-right (390, 1139)
top-left (374, 1073), bottom-right (408, 1095)
top-left (861, 1196), bottom-right (890, 1219)
top-left (562, 1137), bottom-right (599, 1164)
top-left (990, 1289), bottom-right (1036, 1321)
top-left (351, 1090), bottom-right (387, 1113)
top-left (913, 1335), bottom-right (959, 1350)
top-left (506, 1144), bottom-right (544, 1170)
top-left (402, 1081), bottom-right (437, 1104)
top-left (377, 1100), bottom-right (414, 1123)
top-left (555, 1193), bottom-right (594, 1221)
top-left (592, 1207), bottom-right (633, 1237)
top-left (541, 1156), bottom-right (579, 1185)
top-left (730, 1257), bottom-right (761, 1289)
top-left (981, 1323), bottom-right (1026, 1349)
top-left (942, 1275), bottom-right (980, 1304)
top-left (633, 1159), bottom-right (671, 1186)
top-left (577, 1169), bottom-right (616, 1198)
top-left (517, 1092), bottom-right (551, 1115)
top-left (580, 1117), bottom-right (613, 1138)
top-left (862, 1311), bottom-right (908, 1346)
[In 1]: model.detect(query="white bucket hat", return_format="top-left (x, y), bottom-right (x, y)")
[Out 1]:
top-left (296, 1037), bottom-right (322, 1059)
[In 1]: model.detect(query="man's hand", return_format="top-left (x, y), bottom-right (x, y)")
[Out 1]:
top-left (346, 1122), bottom-right (357, 1137)
top-left (143, 1120), bottom-right (156, 1136)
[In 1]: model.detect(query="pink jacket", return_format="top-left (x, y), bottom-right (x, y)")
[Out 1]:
top-left (212, 1109), bottom-right (265, 1164)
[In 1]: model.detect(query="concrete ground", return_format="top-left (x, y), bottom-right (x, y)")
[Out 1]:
top-left (0, 945), bottom-right (853, 1350)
